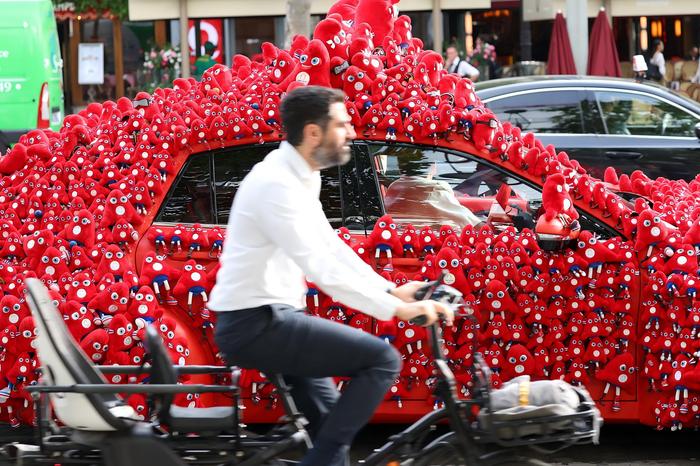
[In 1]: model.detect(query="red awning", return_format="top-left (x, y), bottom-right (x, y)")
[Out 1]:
top-left (546, 12), bottom-right (577, 75)
top-left (587, 9), bottom-right (621, 77)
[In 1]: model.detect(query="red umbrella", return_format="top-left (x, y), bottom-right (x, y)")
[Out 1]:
top-left (546, 12), bottom-right (577, 75)
top-left (587, 8), bottom-right (621, 77)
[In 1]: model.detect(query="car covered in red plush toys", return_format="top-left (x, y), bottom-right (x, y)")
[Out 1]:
top-left (1, 0), bottom-right (700, 432)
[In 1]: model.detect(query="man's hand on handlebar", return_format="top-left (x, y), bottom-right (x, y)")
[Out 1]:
top-left (389, 281), bottom-right (426, 303)
top-left (394, 300), bottom-right (454, 327)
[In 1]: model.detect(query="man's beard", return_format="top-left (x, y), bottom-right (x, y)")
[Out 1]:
top-left (310, 137), bottom-right (351, 170)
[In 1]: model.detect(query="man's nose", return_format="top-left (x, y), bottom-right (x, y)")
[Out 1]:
top-left (347, 124), bottom-right (356, 140)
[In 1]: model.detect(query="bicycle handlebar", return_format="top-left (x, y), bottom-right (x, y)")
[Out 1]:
top-left (409, 271), bottom-right (465, 326)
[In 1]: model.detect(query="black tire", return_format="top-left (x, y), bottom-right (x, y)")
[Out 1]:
top-left (412, 432), bottom-right (466, 466)
top-left (480, 448), bottom-right (550, 466)
top-left (486, 456), bottom-right (550, 466)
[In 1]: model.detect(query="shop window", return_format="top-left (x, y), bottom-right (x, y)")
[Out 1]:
top-left (235, 17), bottom-right (275, 58)
top-left (79, 19), bottom-right (152, 101)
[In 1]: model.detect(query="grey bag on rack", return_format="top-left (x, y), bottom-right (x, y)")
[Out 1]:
top-left (478, 376), bottom-right (601, 443)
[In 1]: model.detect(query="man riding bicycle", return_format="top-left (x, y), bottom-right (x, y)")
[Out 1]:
top-left (208, 86), bottom-right (454, 466)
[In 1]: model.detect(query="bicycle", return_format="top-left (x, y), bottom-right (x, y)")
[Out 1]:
top-left (4, 277), bottom-right (600, 466)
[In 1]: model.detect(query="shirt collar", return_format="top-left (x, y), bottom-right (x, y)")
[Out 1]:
top-left (279, 141), bottom-right (317, 183)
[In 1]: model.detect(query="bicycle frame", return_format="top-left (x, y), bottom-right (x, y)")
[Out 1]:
top-left (361, 319), bottom-right (484, 465)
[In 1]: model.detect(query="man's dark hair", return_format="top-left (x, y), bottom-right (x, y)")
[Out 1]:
top-left (280, 86), bottom-right (345, 147)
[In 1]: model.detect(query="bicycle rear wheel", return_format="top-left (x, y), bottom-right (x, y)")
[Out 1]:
top-left (487, 456), bottom-right (549, 466)
top-left (412, 432), bottom-right (465, 466)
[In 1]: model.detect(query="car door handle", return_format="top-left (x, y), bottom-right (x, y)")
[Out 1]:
top-left (604, 151), bottom-right (643, 160)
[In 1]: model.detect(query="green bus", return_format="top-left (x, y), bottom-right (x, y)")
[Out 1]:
top-left (0, 0), bottom-right (64, 150)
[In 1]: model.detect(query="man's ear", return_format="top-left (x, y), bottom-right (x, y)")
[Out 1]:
top-left (303, 123), bottom-right (322, 147)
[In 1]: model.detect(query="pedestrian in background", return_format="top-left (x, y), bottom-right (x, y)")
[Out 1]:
top-left (194, 41), bottom-right (217, 80)
top-left (647, 39), bottom-right (666, 83)
top-left (445, 45), bottom-right (480, 81)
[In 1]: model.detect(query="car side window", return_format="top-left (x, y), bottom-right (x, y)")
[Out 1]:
top-left (213, 145), bottom-right (274, 224)
top-left (214, 144), bottom-right (343, 227)
top-left (157, 144), bottom-right (343, 227)
top-left (595, 90), bottom-right (699, 137)
top-left (366, 143), bottom-right (541, 230)
top-left (361, 142), bottom-right (616, 239)
top-left (156, 153), bottom-right (215, 224)
top-left (485, 90), bottom-right (586, 133)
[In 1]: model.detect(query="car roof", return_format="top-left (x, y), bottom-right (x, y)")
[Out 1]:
top-left (474, 75), bottom-right (700, 111)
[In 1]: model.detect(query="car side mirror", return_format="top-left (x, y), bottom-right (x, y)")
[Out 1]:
top-left (695, 122), bottom-right (700, 140)
top-left (534, 214), bottom-right (581, 252)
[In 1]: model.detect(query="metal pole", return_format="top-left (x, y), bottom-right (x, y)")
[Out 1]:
top-left (566, 0), bottom-right (588, 74)
top-left (432, 0), bottom-right (443, 53)
top-left (179, 0), bottom-right (190, 78)
top-left (520, 4), bottom-right (532, 61)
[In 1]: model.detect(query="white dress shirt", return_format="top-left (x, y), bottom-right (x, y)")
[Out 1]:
top-left (207, 141), bottom-right (404, 321)
top-left (448, 56), bottom-right (480, 79)
top-left (650, 52), bottom-right (666, 78)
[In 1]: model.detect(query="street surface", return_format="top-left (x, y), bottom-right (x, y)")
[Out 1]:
top-left (0, 423), bottom-right (696, 464)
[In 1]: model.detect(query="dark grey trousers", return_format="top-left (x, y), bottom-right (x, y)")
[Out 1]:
top-left (214, 305), bottom-right (401, 466)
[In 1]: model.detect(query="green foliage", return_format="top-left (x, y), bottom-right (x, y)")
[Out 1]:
top-left (52, 0), bottom-right (129, 20)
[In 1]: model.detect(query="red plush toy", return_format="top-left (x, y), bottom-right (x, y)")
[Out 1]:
top-left (354, 0), bottom-right (397, 45)
top-left (596, 351), bottom-right (636, 412)
top-left (502, 344), bottom-right (535, 381)
top-left (172, 259), bottom-right (210, 311)
top-left (635, 209), bottom-right (671, 258)
top-left (366, 215), bottom-right (402, 263)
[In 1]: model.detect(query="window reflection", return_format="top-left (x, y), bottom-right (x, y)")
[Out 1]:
top-left (486, 90), bottom-right (585, 133)
top-left (595, 91), bottom-right (699, 137)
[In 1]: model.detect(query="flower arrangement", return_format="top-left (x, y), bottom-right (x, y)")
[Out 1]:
top-left (139, 44), bottom-right (182, 93)
top-left (468, 41), bottom-right (497, 69)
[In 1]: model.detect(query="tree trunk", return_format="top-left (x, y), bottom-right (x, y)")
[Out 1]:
top-left (285, 0), bottom-right (311, 49)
